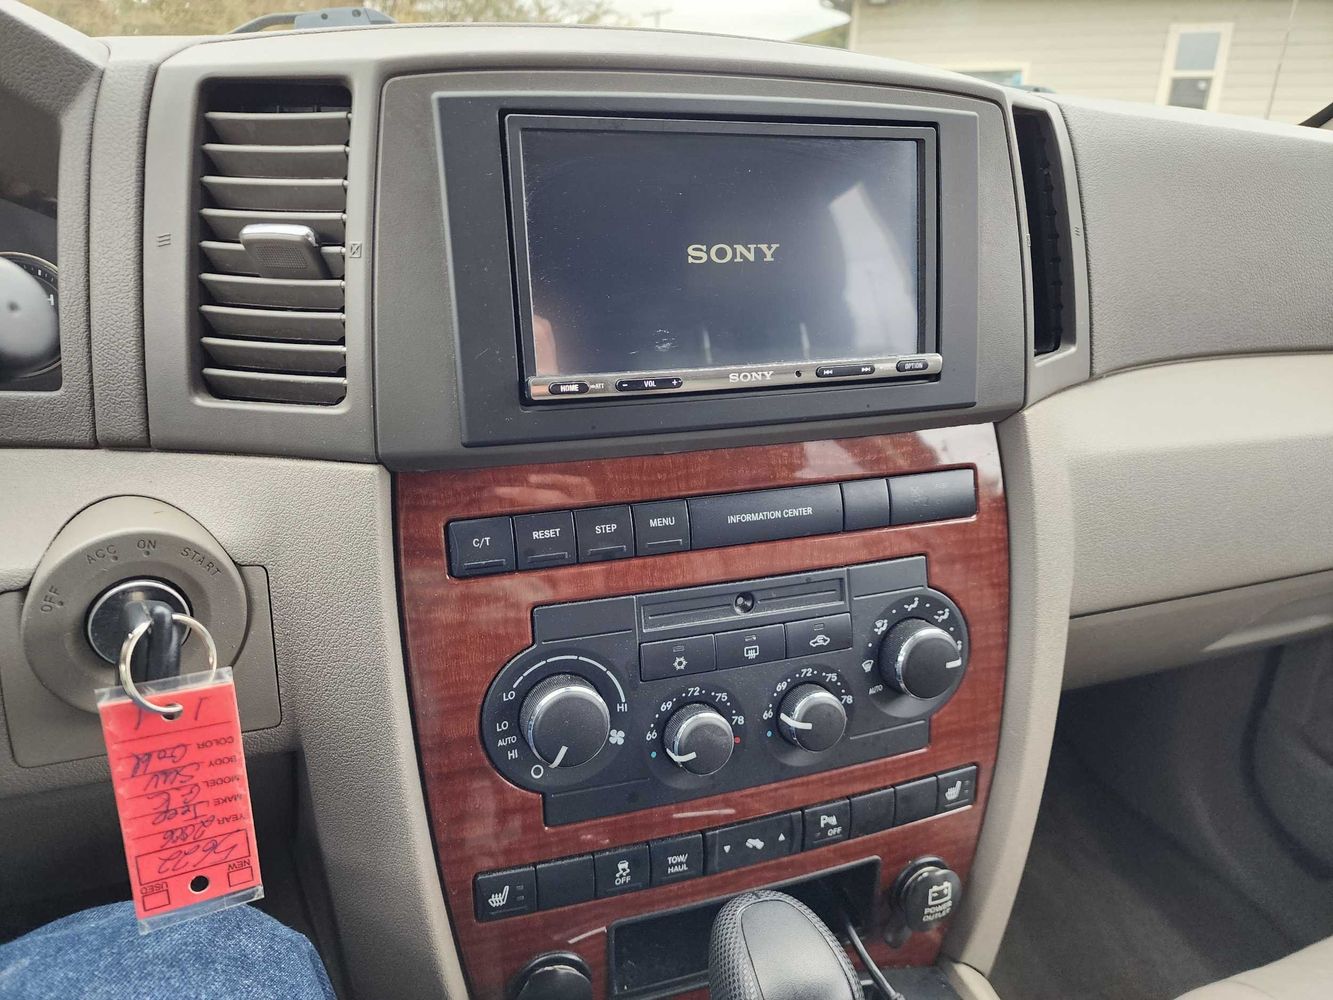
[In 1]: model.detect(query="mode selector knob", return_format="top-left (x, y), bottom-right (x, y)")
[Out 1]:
top-left (777, 684), bottom-right (847, 752)
top-left (519, 674), bottom-right (610, 768)
top-left (663, 704), bottom-right (734, 776)
top-left (879, 619), bottom-right (965, 700)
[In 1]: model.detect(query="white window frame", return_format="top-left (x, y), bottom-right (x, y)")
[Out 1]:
top-left (1156, 23), bottom-right (1233, 112)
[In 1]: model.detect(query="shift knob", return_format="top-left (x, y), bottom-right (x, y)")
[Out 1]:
top-left (709, 890), bottom-right (863, 1000)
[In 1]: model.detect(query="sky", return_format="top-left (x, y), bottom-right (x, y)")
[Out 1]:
top-left (612, 0), bottom-right (848, 41)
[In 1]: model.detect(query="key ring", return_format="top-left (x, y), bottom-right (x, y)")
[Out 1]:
top-left (116, 613), bottom-right (219, 717)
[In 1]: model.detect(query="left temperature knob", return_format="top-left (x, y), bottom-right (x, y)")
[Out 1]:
top-left (518, 674), bottom-right (611, 768)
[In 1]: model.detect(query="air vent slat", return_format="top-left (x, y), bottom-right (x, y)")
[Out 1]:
top-left (200, 305), bottom-right (345, 343)
top-left (202, 368), bottom-right (348, 406)
top-left (195, 80), bottom-right (352, 405)
top-left (201, 274), bottom-right (344, 310)
top-left (206, 110), bottom-right (350, 145)
top-left (203, 143), bottom-right (347, 179)
top-left (201, 336), bottom-right (346, 374)
top-left (1015, 107), bottom-right (1074, 357)
top-left (201, 241), bottom-right (345, 278)
top-left (203, 176), bottom-right (346, 211)
top-left (200, 208), bottom-right (345, 243)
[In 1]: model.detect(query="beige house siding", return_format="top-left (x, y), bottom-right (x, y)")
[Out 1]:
top-left (848, 0), bottom-right (1333, 124)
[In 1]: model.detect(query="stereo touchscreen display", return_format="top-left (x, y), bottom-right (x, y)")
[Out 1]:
top-left (507, 116), bottom-right (934, 400)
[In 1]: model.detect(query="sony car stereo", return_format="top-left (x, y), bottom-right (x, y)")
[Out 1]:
top-left (434, 92), bottom-right (982, 446)
top-left (506, 116), bottom-right (940, 402)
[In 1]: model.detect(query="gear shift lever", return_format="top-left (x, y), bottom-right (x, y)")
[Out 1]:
top-left (709, 890), bottom-right (864, 1000)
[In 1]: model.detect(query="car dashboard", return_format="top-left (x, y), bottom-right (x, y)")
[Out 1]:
top-left (1, 7), bottom-right (1331, 1000)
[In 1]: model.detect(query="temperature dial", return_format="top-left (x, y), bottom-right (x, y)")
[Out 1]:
top-left (777, 684), bottom-right (847, 752)
top-left (662, 704), bottom-right (734, 776)
top-left (518, 674), bottom-right (611, 768)
top-left (879, 620), bottom-right (964, 700)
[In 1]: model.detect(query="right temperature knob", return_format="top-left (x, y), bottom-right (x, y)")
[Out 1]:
top-left (878, 618), bottom-right (966, 700)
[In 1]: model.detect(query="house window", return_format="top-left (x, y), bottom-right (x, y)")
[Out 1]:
top-left (1158, 24), bottom-right (1232, 111)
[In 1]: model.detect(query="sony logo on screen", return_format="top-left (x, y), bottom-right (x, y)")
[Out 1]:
top-left (686, 243), bottom-right (780, 265)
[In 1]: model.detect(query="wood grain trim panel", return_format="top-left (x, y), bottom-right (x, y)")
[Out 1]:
top-left (397, 427), bottom-right (1007, 999)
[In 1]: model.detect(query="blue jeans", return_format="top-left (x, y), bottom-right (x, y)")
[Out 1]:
top-left (0, 902), bottom-right (334, 999)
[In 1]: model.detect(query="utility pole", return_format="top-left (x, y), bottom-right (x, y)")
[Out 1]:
top-left (643, 7), bottom-right (671, 28)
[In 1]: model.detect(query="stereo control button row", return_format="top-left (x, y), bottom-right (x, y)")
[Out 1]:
top-left (444, 473), bottom-right (976, 577)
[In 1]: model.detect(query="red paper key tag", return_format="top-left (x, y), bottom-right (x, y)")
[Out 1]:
top-left (98, 667), bottom-right (264, 932)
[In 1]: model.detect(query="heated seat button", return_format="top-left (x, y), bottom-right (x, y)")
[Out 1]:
top-left (936, 765), bottom-right (978, 813)
top-left (649, 833), bottom-right (704, 885)
top-left (705, 812), bottom-right (801, 874)
top-left (803, 799), bottom-right (850, 848)
top-left (574, 506), bottom-right (634, 562)
top-left (785, 614), bottom-right (852, 656)
top-left (715, 623), bottom-right (785, 669)
top-left (640, 634), bottom-right (715, 682)
top-left (632, 501), bottom-right (691, 555)
top-left (475, 866), bottom-right (536, 920)
top-left (594, 843), bottom-right (650, 897)
top-left (513, 511), bottom-right (576, 570)
top-left (447, 517), bottom-right (516, 577)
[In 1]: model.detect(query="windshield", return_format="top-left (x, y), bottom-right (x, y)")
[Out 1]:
top-left (28, 0), bottom-right (1332, 124)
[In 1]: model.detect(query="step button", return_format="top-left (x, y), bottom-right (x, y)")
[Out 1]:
top-left (574, 505), bottom-right (635, 562)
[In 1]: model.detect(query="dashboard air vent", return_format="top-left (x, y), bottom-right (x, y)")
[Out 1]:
top-left (196, 81), bottom-right (350, 405)
top-left (1014, 106), bottom-right (1074, 357)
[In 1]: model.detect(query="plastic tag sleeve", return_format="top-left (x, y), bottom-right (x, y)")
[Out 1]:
top-left (97, 667), bottom-right (264, 933)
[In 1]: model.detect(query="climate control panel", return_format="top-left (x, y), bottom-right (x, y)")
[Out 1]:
top-left (480, 556), bottom-right (970, 824)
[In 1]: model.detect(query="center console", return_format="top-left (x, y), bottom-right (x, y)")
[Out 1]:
top-left (398, 428), bottom-right (1006, 998)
